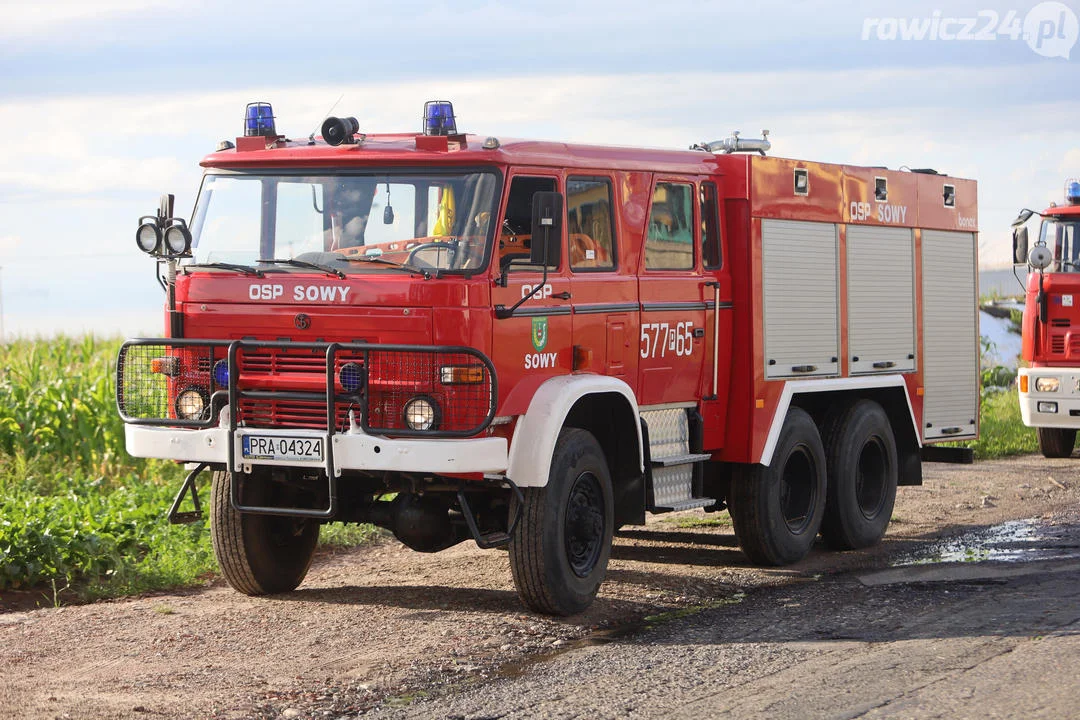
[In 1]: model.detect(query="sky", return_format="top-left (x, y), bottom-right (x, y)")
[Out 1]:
top-left (0, 0), bottom-right (1077, 337)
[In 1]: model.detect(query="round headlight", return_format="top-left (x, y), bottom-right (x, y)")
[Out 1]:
top-left (163, 224), bottom-right (192, 256)
top-left (136, 222), bottom-right (161, 254)
top-left (339, 362), bottom-right (366, 393)
top-left (176, 389), bottom-right (208, 420)
top-left (403, 396), bottom-right (439, 431)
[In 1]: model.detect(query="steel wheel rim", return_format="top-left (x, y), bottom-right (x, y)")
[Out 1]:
top-left (780, 444), bottom-right (816, 534)
top-left (856, 436), bottom-right (888, 520)
top-left (565, 471), bottom-right (605, 578)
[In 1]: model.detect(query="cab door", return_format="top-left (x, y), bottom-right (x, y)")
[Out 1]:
top-left (491, 171), bottom-right (572, 398)
top-left (636, 178), bottom-right (709, 405)
top-left (565, 174), bottom-right (637, 382)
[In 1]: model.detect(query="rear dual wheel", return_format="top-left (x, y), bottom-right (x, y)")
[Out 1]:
top-left (820, 400), bottom-right (898, 550)
top-left (730, 407), bottom-right (827, 566)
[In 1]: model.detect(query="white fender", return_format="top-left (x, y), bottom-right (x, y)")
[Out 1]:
top-left (759, 374), bottom-right (921, 466)
top-left (505, 374), bottom-right (643, 487)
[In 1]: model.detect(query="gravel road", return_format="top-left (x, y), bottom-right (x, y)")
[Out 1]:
top-left (1, 454), bottom-right (1078, 719)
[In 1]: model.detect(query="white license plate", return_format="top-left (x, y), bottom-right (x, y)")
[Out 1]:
top-left (242, 435), bottom-right (324, 462)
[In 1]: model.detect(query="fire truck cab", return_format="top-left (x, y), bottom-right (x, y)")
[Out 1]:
top-left (117, 102), bottom-right (980, 615)
top-left (1013, 179), bottom-right (1080, 457)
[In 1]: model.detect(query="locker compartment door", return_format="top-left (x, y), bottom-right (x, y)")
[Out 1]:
top-left (922, 230), bottom-right (978, 441)
top-left (762, 219), bottom-right (840, 379)
top-left (847, 225), bottom-right (916, 374)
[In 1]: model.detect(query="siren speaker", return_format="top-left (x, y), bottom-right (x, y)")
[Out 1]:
top-left (321, 116), bottom-right (359, 146)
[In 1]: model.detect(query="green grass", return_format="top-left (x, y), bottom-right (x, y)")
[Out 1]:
top-left (660, 513), bottom-right (732, 529)
top-left (0, 337), bottom-right (378, 603)
top-left (951, 389), bottom-right (1038, 460)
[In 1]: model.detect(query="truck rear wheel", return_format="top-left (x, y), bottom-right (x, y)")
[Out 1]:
top-left (1037, 427), bottom-right (1076, 458)
top-left (820, 400), bottom-right (898, 550)
top-left (508, 428), bottom-right (614, 616)
top-left (210, 470), bottom-right (319, 595)
top-left (730, 407), bottom-right (827, 566)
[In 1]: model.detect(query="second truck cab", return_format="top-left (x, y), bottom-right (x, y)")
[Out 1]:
top-left (1015, 179), bottom-right (1080, 457)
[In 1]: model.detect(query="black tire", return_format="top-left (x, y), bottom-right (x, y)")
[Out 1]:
top-left (729, 407), bottom-right (826, 566)
top-left (210, 470), bottom-right (319, 595)
top-left (1037, 427), bottom-right (1076, 458)
top-left (508, 428), bottom-right (614, 616)
top-left (820, 400), bottom-right (898, 550)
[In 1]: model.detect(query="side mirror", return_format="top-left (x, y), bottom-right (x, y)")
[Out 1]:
top-left (529, 191), bottom-right (563, 266)
top-left (1011, 208), bottom-right (1035, 227)
top-left (1013, 226), bottom-right (1029, 265)
top-left (1029, 244), bottom-right (1053, 270)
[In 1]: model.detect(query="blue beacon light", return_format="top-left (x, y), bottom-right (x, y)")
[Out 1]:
top-left (212, 359), bottom-right (229, 388)
top-left (423, 101), bottom-right (457, 136)
top-left (1067, 180), bottom-right (1080, 206)
top-left (244, 102), bottom-right (276, 137)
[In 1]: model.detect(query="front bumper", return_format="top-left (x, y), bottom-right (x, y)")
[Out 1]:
top-left (1018, 367), bottom-right (1080, 429)
top-left (125, 423), bottom-right (508, 476)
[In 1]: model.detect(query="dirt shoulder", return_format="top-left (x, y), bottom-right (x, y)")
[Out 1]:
top-left (1, 454), bottom-right (1077, 719)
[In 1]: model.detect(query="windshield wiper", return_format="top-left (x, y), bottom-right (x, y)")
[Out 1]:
top-left (259, 258), bottom-right (346, 279)
top-left (341, 254), bottom-right (433, 280)
top-left (184, 262), bottom-right (265, 277)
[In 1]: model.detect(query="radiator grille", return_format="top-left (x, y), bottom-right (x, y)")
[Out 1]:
top-left (118, 341), bottom-right (496, 437)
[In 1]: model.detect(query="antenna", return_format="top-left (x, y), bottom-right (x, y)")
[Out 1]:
top-left (309, 94), bottom-right (344, 143)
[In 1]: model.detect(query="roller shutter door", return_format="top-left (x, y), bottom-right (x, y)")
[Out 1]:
top-left (762, 219), bottom-right (840, 379)
top-left (922, 230), bottom-right (978, 440)
top-left (847, 225), bottom-right (916, 374)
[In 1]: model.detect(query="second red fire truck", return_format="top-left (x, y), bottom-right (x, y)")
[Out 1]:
top-left (1013, 179), bottom-right (1080, 457)
top-left (117, 101), bottom-right (980, 615)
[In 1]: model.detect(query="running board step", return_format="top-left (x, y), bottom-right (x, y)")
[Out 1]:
top-left (652, 497), bottom-right (717, 512)
top-left (651, 453), bottom-right (712, 467)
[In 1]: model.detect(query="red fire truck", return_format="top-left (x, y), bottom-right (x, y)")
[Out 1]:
top-left (1013, 179), bottom-right (1080, 457)
top-left (117, 101), bottom-right (979, 615)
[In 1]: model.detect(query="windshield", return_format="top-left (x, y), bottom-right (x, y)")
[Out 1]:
top-left (188, 170), bottom-right (500, 274)
top-left (1043, 218), bottom-right (1080, 272)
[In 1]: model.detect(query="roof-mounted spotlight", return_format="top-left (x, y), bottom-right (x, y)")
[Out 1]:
top-left (136, 216), bottom-right (162, 255)
top-left (163, 221), bottom-right (192, 257)
top-left (423, 101), bottom-right (457, 136)
top-left (321, 116), bottom-right (360, 146)
top-left (244, 102), bottom-right (276, 138)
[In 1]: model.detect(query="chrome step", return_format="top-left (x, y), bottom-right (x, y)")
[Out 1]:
top-left (652, 497), bottom-right (717, 512)
top-left (651, 452), bottom-right (712, 467)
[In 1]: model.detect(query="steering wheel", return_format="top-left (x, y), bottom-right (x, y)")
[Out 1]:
top-left (407, 240), bottom-right (458, 269)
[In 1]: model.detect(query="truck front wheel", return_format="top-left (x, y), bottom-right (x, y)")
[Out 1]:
top-left (1037, 427), bottom-right (1076, 458)
top-left (820, 400), bottom-right (898, 550)
top-left (210, 470), bottom-right (320, 595)
top-left (730, 407), bottom-right (827, 566)
top-left (508, 428), bottom-right (614, 616)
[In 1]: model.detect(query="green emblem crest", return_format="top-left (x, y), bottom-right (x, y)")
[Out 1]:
top-left (531, 316), bottom-right (549, 352)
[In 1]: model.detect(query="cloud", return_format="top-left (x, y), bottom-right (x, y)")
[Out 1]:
top-left (0, 0), bottom-right (181, 39)
top-left (0, 235), bottom-right (20, 253)
top-left (0, 67), bottom-right (1075, 270)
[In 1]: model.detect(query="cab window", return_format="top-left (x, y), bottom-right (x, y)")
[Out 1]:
top-left (645, 182), bottom-right (695, 270)
top-left (499, 176), bottom-right (559, 271)
top-left (567, 177), bottom-right (616, 271)
top-left (701, 181), bottom-right (722, 269)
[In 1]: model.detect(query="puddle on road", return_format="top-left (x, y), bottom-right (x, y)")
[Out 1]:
top-left (860, 518), bottom-right (1080, 587)
top-left (893, 519), bottom-right (1080, 567)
